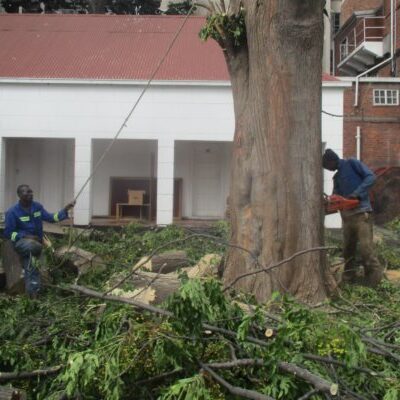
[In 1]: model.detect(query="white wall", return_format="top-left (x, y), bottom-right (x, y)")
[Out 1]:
top-left (92, 139), bottom-right (157, 216)
top-left (322, 87), bottom-right (345, 228)
top-left (4, 138), bottom-right (74, 211)
top-left (0, 83), bottom-right (235, 141)
top-left (175, 141), bottom-right (231, 218)
top-left (0, 80), bottom-right (348, 226)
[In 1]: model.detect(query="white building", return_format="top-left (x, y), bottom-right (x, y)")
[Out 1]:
top-left (0, 14), bottom-right (350, 227)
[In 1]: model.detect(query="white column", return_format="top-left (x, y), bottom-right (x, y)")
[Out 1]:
top-left (157, 138), bottom-right (175, 225)
top-left (0, 137), bottom-right (6, 216)
top-left (73, 137), bottom-right (92, 225)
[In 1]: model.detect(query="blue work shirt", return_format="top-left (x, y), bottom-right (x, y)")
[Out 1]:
top-left (4, 201), bottom-right (68, 243)
top-left (333, 158), bottom-right (376, 213)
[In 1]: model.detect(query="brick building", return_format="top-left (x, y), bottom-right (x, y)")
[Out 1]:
top-left (333, 0), bottom-right (400, 171)
top-left (342, 78), bottom-right (400, 167)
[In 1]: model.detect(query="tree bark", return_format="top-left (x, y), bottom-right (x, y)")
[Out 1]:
top-left (221, 0), bottom-right (328, 303)
top-left (148, 251), bottom-right (190, 273)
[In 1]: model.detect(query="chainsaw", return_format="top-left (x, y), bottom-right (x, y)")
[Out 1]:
top-left (324, 194), bottom-right (360, 215)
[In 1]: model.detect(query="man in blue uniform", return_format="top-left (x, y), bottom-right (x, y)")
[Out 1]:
top-left (322, 149), bottom-right (382, 287)
top-left (4, 184), bottom-right (75, 297)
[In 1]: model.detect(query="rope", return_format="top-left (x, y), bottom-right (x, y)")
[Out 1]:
top-left (52, 6), bottom-right (195, 270)
top-left (322, 110), bottom-right (344, 118)
top-left (73, 6), bottom-right (195, 202)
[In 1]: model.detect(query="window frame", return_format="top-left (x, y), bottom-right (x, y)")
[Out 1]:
top-left (373, 89), bottom-right (400, 106)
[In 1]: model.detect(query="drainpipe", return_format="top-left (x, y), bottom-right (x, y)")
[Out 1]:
top-left (356, 126), bottom-right (361, 160)
top-left (354, 0), bottom-right (395, 106)
top-left (391, 0), bottom-right (395, 74)
top-left (393, 0), bottom-right (397, 75)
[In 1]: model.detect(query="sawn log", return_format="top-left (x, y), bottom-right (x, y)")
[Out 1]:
top-left (54, 246), bottom-right (105, 275)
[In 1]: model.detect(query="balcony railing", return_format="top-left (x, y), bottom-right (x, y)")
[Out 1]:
top-left (339, 16), bottom-right (385, 62)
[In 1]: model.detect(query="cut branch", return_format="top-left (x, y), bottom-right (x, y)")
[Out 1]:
top-left (278, 362), bottom-right (338, 396)
top-left (132, 369), bottom-right (183, 386)
top-left (224, 247), bottom-right (335, 292)
top-left (303, 354), bottom-right (383, 377)
top-left (0, 366), bottom-right (62, 383)
top-left (205, 359), bottom-right (338, 395)
top-left (297, 389), bottom-right (320, 400)
top-left (200, 363), bottom-right (275, 400)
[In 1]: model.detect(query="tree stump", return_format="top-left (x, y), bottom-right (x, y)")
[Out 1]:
top-left (54, 246), bottom-right (105, 276)
top-left (1, 241), bottom-right (24, 295)
top-left (0, 385), bottom-right (26, 400)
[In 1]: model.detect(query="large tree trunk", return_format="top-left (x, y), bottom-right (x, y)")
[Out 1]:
top-left (221, 0), bottom-right (327, 303)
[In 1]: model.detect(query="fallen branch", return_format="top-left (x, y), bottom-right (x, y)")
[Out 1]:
top-left (297, 389), bottom-right (320, 400)
top-left (223, 247), bottom-right (336, 292)
top-left (363, 338), bottom-right (400, 363)
top-left (279, 362), bottom-right (338, 396)
top-left (200, 363), bottom-right (274, 400)
top-left (0, 366), bottom-right (62, 383)
top-left (303, 354), bottom-right (383, 377)
top-left (362, 335), bottom-right (400, 351)
top-left (205, 359), bottom-right (338, 396)
top-left (132, 369), bottom-right (183, 386)
top-left (68, 284), bottom-right (270, 347)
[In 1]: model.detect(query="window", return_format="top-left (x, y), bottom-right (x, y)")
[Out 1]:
top-left (331, 12), bottom-right (341, 36)
top-left (373, 89), bottom-right (400, 106)
top-left (340, 38), bottom-right (349, 61)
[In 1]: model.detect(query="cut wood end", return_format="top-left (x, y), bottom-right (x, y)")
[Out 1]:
top-left (330, 383), bottom-right (339, 396)
top-left (110, 287), bottom-right (156, 304)
top-left (186, 254), bottom-right (222, 279)
top-left (135, 256), bottom-right (152, 271)
top-left (264, 328), bottom-right (274, 338)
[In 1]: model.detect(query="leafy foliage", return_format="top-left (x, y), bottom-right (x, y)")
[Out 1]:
top-left (199, 7), bottom-right (246, 48)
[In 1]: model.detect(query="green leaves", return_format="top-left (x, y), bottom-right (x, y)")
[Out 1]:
top-left (166, 278), bottom-right (233, 335)
top-left (159, 374), bottom-right (216, 400)
top-left (199, 8), bottom-right (247, 48)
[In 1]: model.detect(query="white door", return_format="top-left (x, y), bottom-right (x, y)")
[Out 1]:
top-left (192, 143), bottom-right (222, 218)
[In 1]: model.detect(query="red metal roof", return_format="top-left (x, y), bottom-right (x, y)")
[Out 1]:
top-left (0, 14), bottom-right (338, 82)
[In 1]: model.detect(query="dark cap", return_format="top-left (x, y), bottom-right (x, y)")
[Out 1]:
top-left (322, 149), bottom-right (339, 164)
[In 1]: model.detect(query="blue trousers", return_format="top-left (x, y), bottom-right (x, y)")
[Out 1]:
top-left (14, 239), bottom-right (43, 295)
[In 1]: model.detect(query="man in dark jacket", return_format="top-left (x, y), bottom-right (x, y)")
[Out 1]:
top-left (4, 184), bottom-right (75, 297)
top-left (323, 149), bottom-right (382, 287)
